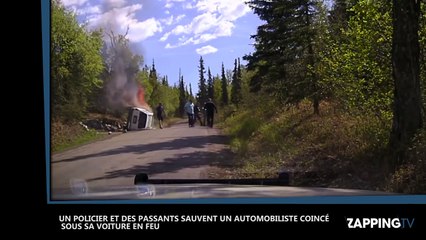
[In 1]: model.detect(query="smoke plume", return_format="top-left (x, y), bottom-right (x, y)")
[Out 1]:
top-left (105, 43), bottom-right (150, 111)
top-left (99, 0), bottom-right (151, 112)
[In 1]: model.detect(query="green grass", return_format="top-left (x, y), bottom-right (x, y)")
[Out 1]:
top-left (51, 119), bottom-right (111, 153)
top-left (222, 111), bottom-right (262, 154)
top-left (52, 129), bottom-right (105, 153)
top-left (219, 100), bottom-right (422, 192)
top-left (386, 128), bottom-right (426, 193)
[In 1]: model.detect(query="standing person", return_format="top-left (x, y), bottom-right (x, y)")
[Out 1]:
top-left (202, 102), bottom-right (207, 127)
top-left (184, 99), bottom-right (194, 127)
top-left (204, 98), bottom-right (218, 128)
top-left (156, 103), bottom-right (165, 129)
top-left (194, 103), bottom-right (203, 126)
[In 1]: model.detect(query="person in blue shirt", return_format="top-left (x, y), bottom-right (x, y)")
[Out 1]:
top-left (184, 99), bottom-right (195, 127)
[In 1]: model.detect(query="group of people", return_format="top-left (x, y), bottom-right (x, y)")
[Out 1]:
top-left (184, 98), bottom-right (218, 128)
top-left (155, 98), bottom-right (218, 129)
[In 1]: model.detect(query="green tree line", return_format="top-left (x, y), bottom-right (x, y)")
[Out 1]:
top-left (52, 0), bottom-right (249, 122)
top-left (212, 0), bottom-right (424, 191)
top-left (51, 0), bottom-right (186, 121)
top-left (52, 0), bottom-right (425, 190)
top-left (190, 0), bottom-right (425, 191)
top-left (239, 0), bottom-right (425, 162)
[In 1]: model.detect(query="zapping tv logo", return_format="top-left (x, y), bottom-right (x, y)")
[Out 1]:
top-left (346, 218), bottom-right (415, 229)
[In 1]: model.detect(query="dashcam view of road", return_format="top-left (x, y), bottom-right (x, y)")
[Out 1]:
top-left (50, 0), bottom-right (425, 195)
top-left (52, 122), bottom-right (230, 190)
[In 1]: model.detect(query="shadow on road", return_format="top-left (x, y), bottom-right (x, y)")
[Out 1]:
top-left (52, 134), bottom-right (229, 164)
top-left (87, 148), bottom-right (233, 181)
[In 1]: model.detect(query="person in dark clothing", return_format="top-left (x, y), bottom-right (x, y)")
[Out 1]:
top-left (194, 104), bottom-right (203, 126)
top-left (203, 98), bottom-right (218, 127)
top-left (156, 103), bottom-right (165, 129)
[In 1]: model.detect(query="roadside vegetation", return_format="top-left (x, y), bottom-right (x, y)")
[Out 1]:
top-left (51, 115), bottom-right (182, 153)
top-left (51, 120), bottom-right (103, 153)
top-left (219, 101), bottom-right (425, 192)
top-left (51, 0), bottom-right (192, 153)
top-left (215, 0), bottom-right (426, 193)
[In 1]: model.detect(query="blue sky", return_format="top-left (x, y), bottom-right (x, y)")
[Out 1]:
top-left (61, 0), bottom-right (263, 94)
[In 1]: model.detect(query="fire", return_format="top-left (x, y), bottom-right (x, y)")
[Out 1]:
top-left (135, 84), bottom-right (151, 111)
top-left (137, 85), bottom-right (145, 106)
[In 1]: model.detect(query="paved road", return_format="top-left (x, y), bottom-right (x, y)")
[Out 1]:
top-left (51, 121), bottom-right (231, 191)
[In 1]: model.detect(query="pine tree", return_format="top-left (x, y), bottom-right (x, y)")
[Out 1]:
top-left (207, 67), bottom-right (214, 100)
top-left (328, 0), bottom-right (353, 36)
top-left (237, 58), bottom-right (242, 82)
top-left (390, 0), bottom-right (423, 165)
top-left (221, 62), bottom-right (228, 105)
top-left (148, 59), bottom-right (162, 107)
top-left (149, 59), bottom-right (158, 84)
top-left (231, 58), bottom-right (242, 105)
top-left (244, 0), bottom-right (323, 113)
top-left (197, 56), bottom-right (208, 104)
top-left (178, 69), bottom-right (186, 117)
top-left (162, 75), bottom-right (169, 86)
